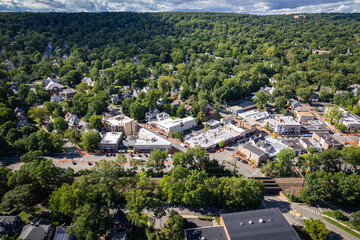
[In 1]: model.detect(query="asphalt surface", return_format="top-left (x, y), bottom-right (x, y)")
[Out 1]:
top-left (261, 195), bottom-right (359, 240)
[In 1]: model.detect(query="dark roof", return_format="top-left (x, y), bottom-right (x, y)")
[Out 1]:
top-left (315, 132), bottom-right (341, 145)
top-left (53, 227), bottom-right (75, 240)
top-left (286, 139), bottom-right (306, 151)
top-left (243, 143), bottom-right (267, 157)
top-left (185, 226), bottom-right (227, 240)
top-left (221, 208), bottom-right (301, 240)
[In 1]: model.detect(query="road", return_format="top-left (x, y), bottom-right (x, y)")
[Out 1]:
top-left (210, 147), bottom-right (264, 177)
top-left (261, 195), bottom-right (358, 240)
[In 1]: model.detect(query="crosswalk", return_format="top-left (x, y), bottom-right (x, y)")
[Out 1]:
top-left (297, 205), bottom-right (321, 216)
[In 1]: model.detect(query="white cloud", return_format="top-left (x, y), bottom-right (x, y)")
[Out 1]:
top-left (0, 0), bottom-right (359, 13)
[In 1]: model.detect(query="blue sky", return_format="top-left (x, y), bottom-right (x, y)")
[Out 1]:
top-left (0, 0), bottom-right (359, 14)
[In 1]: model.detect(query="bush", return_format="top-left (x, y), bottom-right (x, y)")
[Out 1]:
top-left (333, 210), bottom-right (345, 221)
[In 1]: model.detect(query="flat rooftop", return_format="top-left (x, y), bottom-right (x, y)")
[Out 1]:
top-left (157, 116), bottom-right (196, 128)
top-left (185, 126), bottom-right (239, 149)
top-left (297, 112), bottom-right (314, 117)
top-left (221, 208), bottom-right (301, 240)
top-left (100, 132), bottom-right (123, 144)
top-left (239, 109), bottom-right (270, 122)
top-left (185, 226), bottom-right (227, 240)
top-left (276, 116), bottom-right (301, 126)
top-left (106, 115), bottom-right (134, 126)
top-left (134, 128), bottom-right (171, 147)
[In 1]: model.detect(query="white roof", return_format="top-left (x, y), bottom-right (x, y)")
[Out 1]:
top-left (157, 116), bottom-right (196, 129)
top-left (134, 128), bottom-right (171, 147)
top-left (239, 109), bottom-right (270, 122)
top-left (185, 126), bottom-right (239, 149)
top-left (45, 81), bottom-right (64, 90)
top-left (106, 115), bottom-right (134, 126)
top-left (100, 132), bottom-right (123, 144)
top-left (226, 124), bottom-right (247, 134)
top-left (264, 136), bottom-right (291, 157)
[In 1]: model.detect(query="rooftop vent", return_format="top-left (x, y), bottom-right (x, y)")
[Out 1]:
top-left (248, 220), bottom-right (253, 224)
top-left (259, 219), bottom-right (264, 223)
top-left (268, 218), bottom-right (273, 222)
top-left (240, 222), bottom-right (245, 226)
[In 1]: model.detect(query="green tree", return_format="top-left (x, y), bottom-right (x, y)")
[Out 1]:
top-left (170, 131), bottom-right (184, 142)
top-left (20, 150), bottom-right (44, 162)
top-left (89, 115), bottom-right (102, 129)
top-left (0, 184), bottom-right (37, 210)
top-left (130, 101), bottom-right (145, 120)
top-left (28, 107), bottom-right (49, 125)
top-left (177, 104), bottom-right (186, 118)
top-left (350, 211), bottom-right (360, 231)
top-left (218, 140), bottom-right (225, 148)
top-left (147, 149), bottom-right (167, 173)
top-left (70, 203), bottom-right (112, 240)
top-left (342, 146), bottom-right (360, 172)
top-left (53, 117), bottom-right (68, 132)
top-left (162, 211), bottom-right (185, 240)
top-left (254, 91), bottom-right (269, 109)
top-left (303, 218), bottom-right (329, 240)
top-left (80, 131), bottom-right (99, 152)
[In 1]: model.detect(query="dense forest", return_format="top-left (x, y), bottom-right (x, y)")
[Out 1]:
top-left (1, 12), bottom-right (360, 239)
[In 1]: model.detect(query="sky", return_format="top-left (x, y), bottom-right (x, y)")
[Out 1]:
top-left (0, 0), bottom-right (359, 14)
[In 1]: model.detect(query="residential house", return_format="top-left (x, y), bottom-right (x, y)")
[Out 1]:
top-left (42, 77), bottom-right (60, 87)
top-left (59, 89), bottom-right (76, 99)
top-left (99, 132), bottom-right (123, 152)
top-left (311, 93), bottom-right (320, 102)
top-left (145, 106), bottom-right (160, 122)
top-left (18, 218), bottom-right (54, 240)
top-left (112, 210), bottom-right (132, 240)
top-left (0, 216), bottom-right (24, 237)
top-left (294, 14), bottom-right (306, 19)
top-left (312, 49), bottom-right (332, 55)
top-left (81, 77), bottom-right (95, 87)
top-left (111, 94), bottom-right (121, 104)
top-left (185, 208), bottom-right (300, 240)
top-left (313, 132), bottom-right (342, 150)
top-left (64, 112), bottom-right (80, 128)
top-left (50, 95), bottom-right (63, 103)
top-left (289, 99), bottom-right (302, 109)
top-left (45, 81), bottom-right (65, 95)
top-left (14, 107), bottom-right (31, 128)
top-left (53, 227), bottom-right (75, 240)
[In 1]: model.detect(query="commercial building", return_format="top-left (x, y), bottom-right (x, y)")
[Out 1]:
top-left (133, 128), bottom-right (172, 152)
top-left (267, 116), bottom-right (301, 135)
top-left (227, 101), bottom-right (256, 116)
top-left (238, 143), bottom-right (268, 166)
top-left (296, 111), bottom-right (315, 123)
top-left (312, 132), bottom-right (342, 150)
top-left (99, 132), bottom-right (123, 152)
top-left (253, 136), bottom-right (291, 158)
top-left (103, 115), bottom-right (137, 135)
top-left (339, 108), bottom-right (360, 133)
top-left (185, 125), bottom-right (245, 150)
top-left (185, 208), bottom-right (300, 240)
top-left (156, 116), bottom-right (197, 134)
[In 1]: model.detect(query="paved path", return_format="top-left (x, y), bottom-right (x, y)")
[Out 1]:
top-left (261, 195), bottom-right (359, 240)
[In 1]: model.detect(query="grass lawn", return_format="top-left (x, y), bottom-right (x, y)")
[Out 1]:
top-left (18, 207), bottom-right (43, 223)
top-left (323, 216), bottom-right (360, 239)
top-left (323, 211), bottom-right (349, 225)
